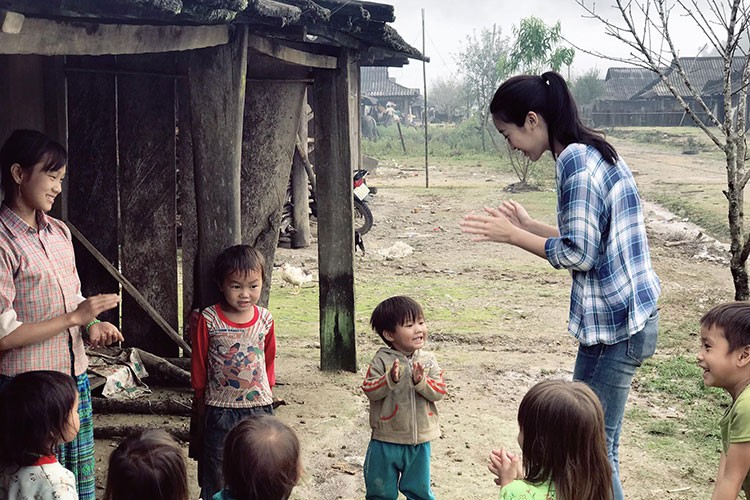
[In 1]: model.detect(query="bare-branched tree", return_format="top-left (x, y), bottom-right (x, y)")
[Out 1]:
top-left (575, 0), bottom-right (750, 299)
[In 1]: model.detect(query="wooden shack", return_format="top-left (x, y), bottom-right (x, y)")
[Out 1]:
top-left (0, 1), bottom-right (423, 371)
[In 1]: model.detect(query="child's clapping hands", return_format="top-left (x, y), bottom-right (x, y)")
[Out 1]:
top-left (488, 447), bottom-right (523, 487)
top-left (390, 359), bottom-right (424, 384)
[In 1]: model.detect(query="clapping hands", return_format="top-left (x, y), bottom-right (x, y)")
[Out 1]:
top-left (389, 359), bottom-right (424, 384)
top-left (488, 447), bottom-right (523, 487)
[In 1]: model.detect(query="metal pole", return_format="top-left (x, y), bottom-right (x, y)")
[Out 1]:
top-left (422, 8), bottom-right (429, 188)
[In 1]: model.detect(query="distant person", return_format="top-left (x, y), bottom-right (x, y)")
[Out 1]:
top-left (213, 415), bottom-right (301, 500)
top-left (0, 129), bottom-right (123, 500)
top-left (0, 370), bottom-right (81, 499)
top-left (103, 429), bottom-right (188, 500)
top-left (361, 296), bottom-right (447, 500)
top-left (488, 379), bottom-right (613, 500)
top-left (190, 245), bottom-right (277, 498)
top-left (460, 71), bottom-right (660, 500)
top-left (697, 302), bottom-right (750, 499)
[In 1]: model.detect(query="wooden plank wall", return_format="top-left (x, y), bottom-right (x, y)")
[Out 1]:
top-left (66, 56), bottom-right (120, 327)
top-left (176, 53), bottom-right (198, 341)
top-left (66, 54), bottom-right (179, 356)
top-left (117, 54), bottom-right (178, 357)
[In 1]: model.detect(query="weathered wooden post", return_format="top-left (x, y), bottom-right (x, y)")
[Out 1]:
top-left (240, 68), bottom-right (306, 304)
top-left (291, 92), bottom-right (311, 249)
top-left (188, 25), bottom-right (247, 309)
top-left (313, 50), bottom-right (358, 372)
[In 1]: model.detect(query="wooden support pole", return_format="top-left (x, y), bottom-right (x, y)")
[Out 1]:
top-left (291, 93), bottom-right (311, 249)
top-left (188, 25), bottom-right (247, 309)
top-left (312, 51), bottom-right (358, 372)
top-left (291, 147), bottom-right (311, 248)
top-left (67, 223), bottom-right (191, 354)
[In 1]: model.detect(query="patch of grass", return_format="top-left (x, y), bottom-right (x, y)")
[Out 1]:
top-left (635, 355), bottom-right (727, 451)
top-left (608, 126), bottom-right (718, 153)
top-left (645, 191), bottom-right (729, 241)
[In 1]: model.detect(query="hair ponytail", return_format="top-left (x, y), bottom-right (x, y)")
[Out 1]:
top-left (490, 72), bottom-right (617, 164)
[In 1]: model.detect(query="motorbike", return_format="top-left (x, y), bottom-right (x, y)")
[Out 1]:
top-left (309, 168), bottom-right (374, 236)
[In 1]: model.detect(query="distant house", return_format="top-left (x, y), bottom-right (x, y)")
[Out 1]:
top-left (591, 67), bottom-right (659, 126)
top-left (592, 57), bottom-right (748, 127)
top-left (360, 66), bottom-right (421, 122)
top-left (634, 56), bottom-right (748, 124)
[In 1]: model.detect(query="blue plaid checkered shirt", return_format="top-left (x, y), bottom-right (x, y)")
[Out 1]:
top-left (544, 144), bottom-right (660, 346)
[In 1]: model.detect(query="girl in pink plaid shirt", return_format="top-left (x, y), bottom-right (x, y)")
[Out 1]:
top-left (0, 130), bottom-right (124, 500)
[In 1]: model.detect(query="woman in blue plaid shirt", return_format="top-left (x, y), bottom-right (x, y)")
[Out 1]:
top-left (461, 71), bottom-right (660, 500)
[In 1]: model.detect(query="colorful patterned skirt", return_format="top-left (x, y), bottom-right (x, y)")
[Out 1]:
top-left (57, 372), bottom-right (95, 500)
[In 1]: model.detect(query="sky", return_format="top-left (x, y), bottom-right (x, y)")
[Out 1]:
top-left (383, 0), bottom-right (709, 90)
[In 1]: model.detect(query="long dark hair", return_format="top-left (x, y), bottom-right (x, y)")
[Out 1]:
top-left (0, 129), bottom-right (67, 204)
top-left (490, 72), bottom-right (617, 164)
top-left (223, 415), bottom-right (301, 500)
top-left (103, 429), bottom-right (189, 500)
top-left (0, 370), bottom-right (78, 467)
top-left (518, 379), bottom-right (613, 500)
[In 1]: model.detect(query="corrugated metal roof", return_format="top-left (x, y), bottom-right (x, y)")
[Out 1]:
top-left (600, 67), bottom-right (659, 101)
top-left (360, 66), bottom-right (420, 97)
top-left (3, 0), bottom-right (424, 64)
top-left (634, 56), bottom-right (747, 98)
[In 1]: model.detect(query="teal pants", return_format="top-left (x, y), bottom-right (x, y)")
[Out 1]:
top-left (363, 439), bottom-right (435, 500)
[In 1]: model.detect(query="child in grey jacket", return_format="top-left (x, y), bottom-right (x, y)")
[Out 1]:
top-left (361, 296), bottom-right (447, 500)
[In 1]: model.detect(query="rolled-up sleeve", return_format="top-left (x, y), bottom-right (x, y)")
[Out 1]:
top-left (545, 151), bottom-right (603, 271)
top-left (0, 249), bottom-right (21, 339)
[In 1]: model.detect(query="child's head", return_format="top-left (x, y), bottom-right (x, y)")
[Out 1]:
top-left (0, 370), bottom-right (79, 467)
top-left (214, 244), bottom-right (265, 310)
top-left (369, 296), bottom-right (426, 354)
top-left (517, 379), bottom-right (612, 500)
top-left (489, 72), bottom-right (616, 164)
top-left (0, 129), bottom-right (67, 207)
top-left (103, 429), bottom-right (188, 500)
top-left (222, 414), bottom-right (301, 500)
top-left (698, 302), bottom-right (750, 391)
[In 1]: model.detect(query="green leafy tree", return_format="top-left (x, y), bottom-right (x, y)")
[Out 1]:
top-left (456, 25), bottom-right (511, 151)
top-left (429, 76), bottom-right (466, 123)
top-left (504, 17), bottom-right (576, 187)
top-left (571, 68), bottom-right (605, 104)
top-left (509, 17), bottom-right (575, 76)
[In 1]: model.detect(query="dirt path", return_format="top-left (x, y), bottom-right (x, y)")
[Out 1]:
top-left (94, 137), bottom-right (733, 499)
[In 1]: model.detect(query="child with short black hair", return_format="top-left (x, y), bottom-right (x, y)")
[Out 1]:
top-left (0, 370), bottom-right (80, 499)
top-left (191, 244), bottom-right (277, 499)
top-left (361, 296), bottom-right (446, 500)
top-left (103, 429), bottom-right (188, 500)
top-left (213, 415), bottom-right (301, 500)
top-left (489, 379), bottom-right (613, 500)
top-left (697, 302), bottom-right (750, 499)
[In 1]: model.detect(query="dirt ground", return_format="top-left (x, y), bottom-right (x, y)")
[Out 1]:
top-left (93, 136), bottom-right (734, 499)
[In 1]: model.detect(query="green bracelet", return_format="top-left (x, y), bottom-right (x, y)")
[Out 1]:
top-left (85, 319), bottom-right (101, 333)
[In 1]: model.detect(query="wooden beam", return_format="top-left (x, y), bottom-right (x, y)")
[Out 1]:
top-left (247, 33), bottom-right (337, 69)
top-left (66, 222), bottom-right (192, 355)
top-left (312, 50), bottom-right (357, 373)
top-left (0, 17), bottom-right (228, 55)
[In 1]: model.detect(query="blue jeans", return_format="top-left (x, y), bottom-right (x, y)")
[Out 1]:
top-left (573, 310), bottom-right (658, 500)
top-left (364, 440), bottom-right (435, 500)
top-left (200, 404), bottom-right (274, 499)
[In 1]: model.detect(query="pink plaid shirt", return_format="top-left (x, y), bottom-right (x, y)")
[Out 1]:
top-left (0, 205), bottom-right (87, 376)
